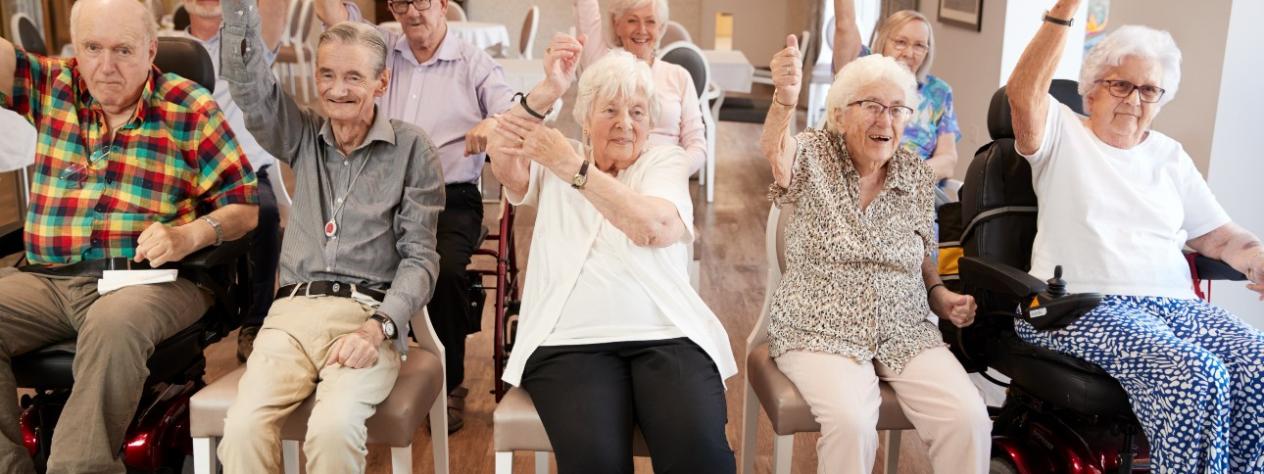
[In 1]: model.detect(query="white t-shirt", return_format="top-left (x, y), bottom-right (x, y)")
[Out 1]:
top-left (1020, 98), bottom-right (1230, 299)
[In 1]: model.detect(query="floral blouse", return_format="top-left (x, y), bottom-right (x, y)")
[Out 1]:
top-left (767, 128), bottom-right (944, 373)
top-left (903, 75), bottom-right (961, 161)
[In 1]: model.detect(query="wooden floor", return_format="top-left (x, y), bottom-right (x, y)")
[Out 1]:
top-left (193, 118), bottom-right (938, 473)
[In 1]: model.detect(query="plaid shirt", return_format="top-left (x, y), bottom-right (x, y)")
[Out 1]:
top-left (2, 50), bottom-right (257, 265)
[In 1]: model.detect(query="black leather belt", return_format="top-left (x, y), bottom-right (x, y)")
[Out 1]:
top-left (276, 281), bottom-right (386, 302)
top-left (20, 258), bottom-right (179, 278)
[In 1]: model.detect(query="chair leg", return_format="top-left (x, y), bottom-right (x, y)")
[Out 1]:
top-left (772, 434), bottom-right (793, 474)
top-left (495, 451), bottom-right (513, 474)
top-left (534, 451), bottom-right (549, 474)
top-left (391, 445), bottom-right (412, 474)
top-left (192, 437), bottom-right (218, 474)
top-left (430, 391), bottom-right (450, 474)
top-left (881, 430), bottom-right (902, 474)
top-left (738, 382), bottom-right (759, 474)
top-left (705, 115), bottom-right (717, 203)
top-left (282, 440), bottom-right (300, 474)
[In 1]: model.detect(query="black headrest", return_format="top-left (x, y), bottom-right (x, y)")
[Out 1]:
top-left (987, 79), bottom-right (1084, 140)
top-left (658, 42), bottom-right (707, 99)
top-left (16, 15), bottom-right (48, 56)
top-left (154, 36), bottom-right (216, 91)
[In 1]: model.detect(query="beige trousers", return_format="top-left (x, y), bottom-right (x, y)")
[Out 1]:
top-left (776, 346), bottom-right (992, 474)
top-left (216, 295), bottom-right (401, 474)
top-left (0, 271), bottom-right (210, 474)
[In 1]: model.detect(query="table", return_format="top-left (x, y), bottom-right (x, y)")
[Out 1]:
top-left (449, 21), bottom-right (512, 51)
top-left (701, 49), bottom-right (755, 94)
top-left (496, 58), bottom-right (544, 92)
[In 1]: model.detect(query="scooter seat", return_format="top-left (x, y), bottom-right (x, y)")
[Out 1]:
top-left (988, 332), bottom-right (1134, 417)
top-left (13, 321), bottom-right (207, 390)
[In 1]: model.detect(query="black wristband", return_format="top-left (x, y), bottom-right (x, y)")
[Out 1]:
top-left (1043, 11), bottom-right (1073, 26)
top-left (513, 92), bottom-right (549, 120)
top-left (927, 283), bottom-right (946, 297)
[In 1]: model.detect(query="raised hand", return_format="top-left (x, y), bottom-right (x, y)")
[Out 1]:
top-left (541, 33), bottom-right (587, 101)
top-left (771, 34), bottom-right (803, 107)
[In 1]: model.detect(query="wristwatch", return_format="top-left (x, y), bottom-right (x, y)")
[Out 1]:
top-left (370, 313), bottom-right (398, 340)
top-left (1043, 10), bottom-right (1073, 26)
top-left (571, 160), bottom-right (591, 189)
top-left (200, 216), bottom-right (224, 246)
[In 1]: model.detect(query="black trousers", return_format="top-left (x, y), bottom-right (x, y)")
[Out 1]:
top-left (521, 338), bottom-right (736, 474)
top-left (427, 183), bottom-right (484, 392)
top-left (244, 165), bottom-right (281, 326)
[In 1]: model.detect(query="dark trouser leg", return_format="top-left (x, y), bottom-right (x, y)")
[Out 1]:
top-left (244, 165), bottom-right (281, 327)
top-left (628, 338), bottom-right (736, 474)
top-left (521, 344), bottom-right (635, 474)
top-left (426, 183), bottom-right (483, 392)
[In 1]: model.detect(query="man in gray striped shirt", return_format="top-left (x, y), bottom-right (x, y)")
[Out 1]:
top-left (214, 0), bottom-right (444, 470)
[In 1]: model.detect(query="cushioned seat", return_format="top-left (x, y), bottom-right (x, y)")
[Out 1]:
top-left (493, 387), bottom-right (650, 457)
top-left (13, 321), bottom-right (207, 390)
top-left (988, 334), bottom-right (1132, 416)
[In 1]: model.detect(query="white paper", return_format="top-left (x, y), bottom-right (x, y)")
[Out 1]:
top-left (97, 269), bottom-right (179, 295)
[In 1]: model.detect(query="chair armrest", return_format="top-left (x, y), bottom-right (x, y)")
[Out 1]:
top-left (959, 256), bottom-right (1045, 301)
top-left (1190, 253), bottom-right (1247, 281)
top-left (180, 231), bottom-right (253, 270)
top-left (0, 226), bottom-right (22, 259)
top-left (959, 256), bottom-right (1102, 331)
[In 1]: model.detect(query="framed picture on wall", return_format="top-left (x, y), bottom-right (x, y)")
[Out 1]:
top-left (938, 0), bottom-right (983, 31)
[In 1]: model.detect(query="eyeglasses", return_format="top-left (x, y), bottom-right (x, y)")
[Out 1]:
top-left (848, 100), bottom-right (915, 122)
top-left (60, 145), bottom-right (117, 188)
top-left (386, 0), bottom-right (432, 15)
top-left (888, 38), bottom-right (929, 56)
top-left (1095, 79), bottom-right (1166, 103)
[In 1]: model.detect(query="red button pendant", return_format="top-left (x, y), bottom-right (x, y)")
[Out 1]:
top-left (324, 219), bottom-right (338, 238)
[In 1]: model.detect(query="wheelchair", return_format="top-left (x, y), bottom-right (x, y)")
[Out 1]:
top-left (470, 195), bottom-right (522, 401)
top-left (5, 36), bottom-right (256, 473)
top-left (936, 79), bottom-right (1247, 474)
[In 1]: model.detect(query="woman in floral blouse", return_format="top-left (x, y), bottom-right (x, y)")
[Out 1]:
top-left (760, 37), bottom-right (989, 474)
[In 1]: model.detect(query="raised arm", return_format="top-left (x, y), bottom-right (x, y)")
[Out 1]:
top-left (574, 0), bottom-right (609, 68)
top-left (221, 0), bottom-right (321, 164)
top-left (313, 0), bottom-right (351, 26)
top-left (259, 0), bottom-right (289, 50)
top-left (832, 0), bottom-right (862, 75)
top-left (0, 38), bottom-right (14, 100)
top-left (760, 35), bottom-right (801, 189)
top-left (1187, 223), bottom-right (1264, 299)
top-left (1007, 0), bottom-right (1080, 156)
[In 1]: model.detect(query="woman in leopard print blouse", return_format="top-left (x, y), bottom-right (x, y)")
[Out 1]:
top-left (759, 39), bottom-right (990, 473)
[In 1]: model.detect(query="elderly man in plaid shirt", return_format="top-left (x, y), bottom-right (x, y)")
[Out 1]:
top-left (0, 0), bottom-right (259, 471)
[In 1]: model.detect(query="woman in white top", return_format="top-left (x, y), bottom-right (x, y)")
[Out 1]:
top-left (574, 0), bottom-right (708, 174)
top-left (488, 37), bottom-right (737, 473)
top-left (1009, 1), bottom-right (1264, 472)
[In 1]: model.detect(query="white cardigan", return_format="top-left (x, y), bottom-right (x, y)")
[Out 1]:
top-left (500, 143), bottom-right (738, 386)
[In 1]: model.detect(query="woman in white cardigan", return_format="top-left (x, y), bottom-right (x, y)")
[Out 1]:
top-left (488, 36), bottom-right (737, 474)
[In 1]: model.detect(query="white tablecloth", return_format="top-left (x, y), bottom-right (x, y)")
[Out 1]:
top-left (496, 58), bottom-right (544, 92)
top-left (702, 49), bottom-right (755, 94)
top-left (450, 21), bottom-right (512, 51)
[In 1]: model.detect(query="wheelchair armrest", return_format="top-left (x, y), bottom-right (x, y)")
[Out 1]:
top-left (1190, 253), bottom-right (1248, 281)
top-left (1, 226), bottom-right (23, 258)
top-left (959, 256), bottom-right (1045, 301)
top-left (179, 231), bottom-right (253, 270)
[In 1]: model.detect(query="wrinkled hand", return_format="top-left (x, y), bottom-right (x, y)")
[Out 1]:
top-left (541, 33), bottom-right (586, 100)
top-left (771, 34), bottom-right (802, 106)
top-left (134, 222), bottom-right (198, 267)
top-left (931, 287), bottom-right (978, 327)
top-left (492, 114), bottom-right (582, 175)
top-left (465, 117), bottom-right (498, 155)
top-left (1247, 253), bottom-right (1264, 301)
top-left (324, 320), bottom-right (386, 369)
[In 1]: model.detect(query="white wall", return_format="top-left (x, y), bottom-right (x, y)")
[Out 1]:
top-left (1207, 0), bottom-right (1264, 326)
top-left (999, 2), bottom-right (1086, 86)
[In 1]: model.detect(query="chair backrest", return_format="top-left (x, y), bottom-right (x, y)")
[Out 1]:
top-left (296, 0), bottom-right (317, 44)
top-left (657, 40), bottom-right (709, 99)
top-left (172, 4), bottom-right (191, 32)
top-left (518, 5), bottom-right (539, 59)
top-left (10, 13), bottom-right (48, 56)
top-left (799, 29), bottom-right (814, 70)
top-left (822, 15), bottom-right (834, 58)
top-left (447, 2), bottom-right (468, 22)
top-left (153, 36), bottom-right (216, 91)
top-left (661, 20), bottom-right (692, 46)
top-left (745, 204), bottom-right (794, 352)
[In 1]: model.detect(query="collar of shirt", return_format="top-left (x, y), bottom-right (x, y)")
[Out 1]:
top-left (317, 106), bottom-right (399, 151)
top-left (828, 130), bottom-right (922, 194)
top-left (395, 26), bottom-right (462, 67)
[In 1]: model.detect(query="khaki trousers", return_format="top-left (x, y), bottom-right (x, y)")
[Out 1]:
top-left (0, 270), bottom-right (211, 474)
top-left (217, 295), bottom-right (401, 474)
top-left (776, 346), bottom-right (992, 474)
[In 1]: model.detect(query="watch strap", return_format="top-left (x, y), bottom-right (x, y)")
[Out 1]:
top-left (1043, 11), bottom-right (1073, 26)
top-left (370, 313), bottom-right (397, 339)
top-left (513, 92), bottom-right (549, 120)
top-left (572, 160), bottom-right (591, 189)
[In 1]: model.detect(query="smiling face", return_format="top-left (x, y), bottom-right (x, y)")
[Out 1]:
top-left (835, 80), bottom-right (909, 165)
top-left (73, 0), bottom-right (156, 115)
top-left (1085, 55), bottom-right (1163, 148)
top-left (883, 19), bottom-right (930, 75)
top-left (315, 41), bottom-right (389, 124)
top-left (612, 3), bottom-right (661, 61)
top-left (391, 0), bottom-right (448, 51)
top-left (585, 92), bottom-right (651, 171)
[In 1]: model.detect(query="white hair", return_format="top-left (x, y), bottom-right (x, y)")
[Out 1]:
top-left (1079, 25), bottom-right (1182, 106)
top-left (824, 54), bottom-right (920, 132)
top-left (319, 22), bottom-right (389, 75)
top-left (572, 50), bottom-right (659, 129)
top-left (70, 0), bottom-right (158, 44)
top-left (608, 0), bottom-right (670, 48)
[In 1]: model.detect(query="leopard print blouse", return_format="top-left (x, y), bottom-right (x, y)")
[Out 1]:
top-left (767, 128), bottom-right (944, 373)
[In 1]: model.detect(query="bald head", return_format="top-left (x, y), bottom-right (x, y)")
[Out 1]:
top-left (70, 0), bottom-right (158, 45)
